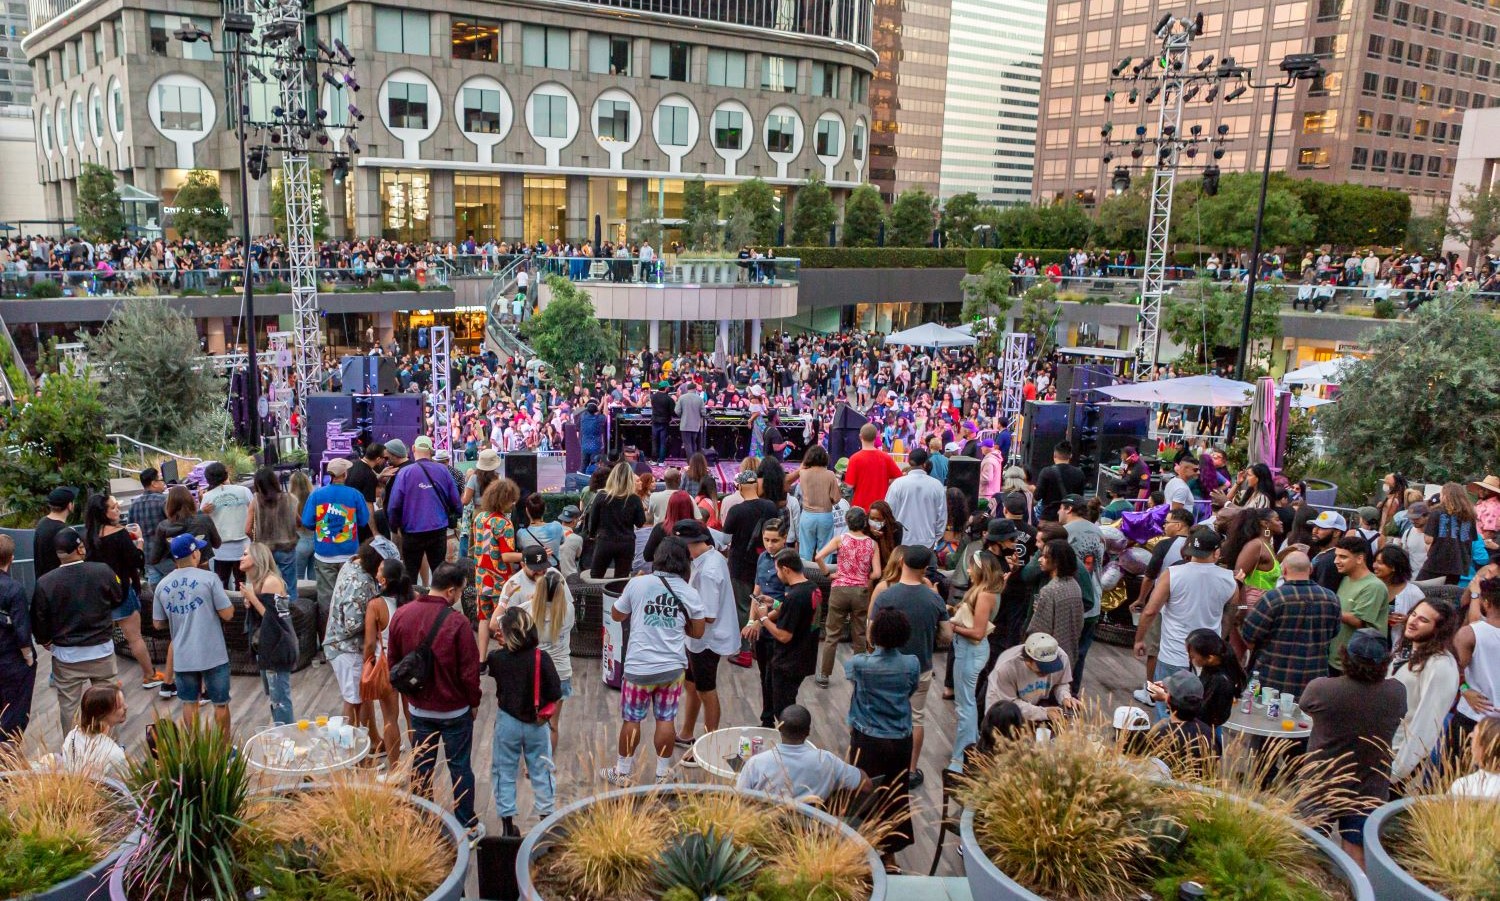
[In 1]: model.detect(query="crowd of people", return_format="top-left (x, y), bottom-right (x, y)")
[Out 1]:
top-left (2, 327), bottom-right (1499, 872)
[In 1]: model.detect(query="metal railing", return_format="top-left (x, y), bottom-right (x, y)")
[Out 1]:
top-left (526, 255), bottom-right (801, 287)
top-left (105, 434), bottom-right (203, 480)
top-left (0, 265), bottom-right (453, 299)
top-left (1030, 273), bottom-right (1491, 314)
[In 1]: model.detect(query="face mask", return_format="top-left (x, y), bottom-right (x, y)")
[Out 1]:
top-left (870, 520), bottom-right (885, 533)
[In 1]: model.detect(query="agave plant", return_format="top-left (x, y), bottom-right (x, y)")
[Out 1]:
top-left (654, 828), bottom-right (761, 899)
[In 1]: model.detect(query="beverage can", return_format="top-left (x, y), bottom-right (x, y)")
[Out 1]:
top-left (751, 737), bottom-right (765, 756)
top-left (737, 737), bottom-right (753, 758)
top-left (1240, 690), bottom-right (1253, 715)
top-left (1267, 693), bottom-right (1280, 720)
top-left (1035, 725), bottom-right (1053, 744)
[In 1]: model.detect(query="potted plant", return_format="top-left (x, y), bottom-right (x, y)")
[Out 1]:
top-left (1363, 795), bottom-right (1500, 901)
top-left (957, 724), bottom-right (1375, 901)
top-left (109, 720), bottom-right (468, 901)
top-left (516, 784), bottom-right (887, 901)
top-left (0, 766), bottom-right (135, 901)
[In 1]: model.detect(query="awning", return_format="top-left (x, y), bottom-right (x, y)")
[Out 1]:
top-left (114, 183), bottom-right (161, 204)
top-left (1281, 356), bottom-right (1358, 386)
top-left (1096, 374), bottom-right (1257, 407)
top-left (1058, 345), bottom-right (1136, 359)
top-left (884, 322), bottom-right (976, 348)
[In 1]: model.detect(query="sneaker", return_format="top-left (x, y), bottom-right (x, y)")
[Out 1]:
top-left (673, 735), bottom-right (695, 749)
top-left (815, 676), bottom-right (830, 688)
top-left (598, 767), bottom-right (632, 787)
top-left (465, 822), bottom-right (487, 848)
top-left (655, 771), bottom-right (675, 785)
top-left (158, 683), bottom-right (177, 699)
top-left (907, 769), bottom-right (925, 789)
top-left (1132, 688), bottom-right (1154, 706)
top-left (680, 750), bottom-right (700, 769)
top-left (142, 672), bottom-right (165, 690)
top-left (728, 650), bottom-right (754, 668)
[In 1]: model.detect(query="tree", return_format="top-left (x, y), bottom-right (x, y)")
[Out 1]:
top-left (171, 169), bottom-right (232, 243)
top-left (790, 178), bottom-right (837, 246)
top-left (0, 371), bottom-right (111, 522)
top-left (1015, 280), bottom-right (1061, 358)
top-left (728, 178), bottom-right (780, 246)
top-left (888, 187), bottom-right (936, 247)
top-left (74, 163), bottom-right (125, 242)
top-left (1406, 212), bottom-right (1447, 255)
top-left (271, 171), bottom-right (329, 242)
top-left (1446, 183), bottom-right (1500, 265)
top-left (940, 192), bottom-right (982, 246)
top-left (1159, 278), bottom-right (1282, 368)
top-left (1322, 298), bottom-right (1500, 483)
top-left (82, 297), bottom-right (225, 448)
top-left (1288, 180), bottom-right (1409, 249)
top-left (521, 276), bottom-right (618, 383)
top-left (841, 184), bottom-right (885, 247)
top-left (629, 200), bottom-right (665, 249)
top-left (680, 178), bottom-right (719, 250)
top-left (961, 262), bottom-right (1013, 359)
top-left (1092, 187), bottom-right (1149, 251)
top-left (1191, 173), bottom-right (1316, 250)
top-left (993, 202), bottom-right (1093, 248)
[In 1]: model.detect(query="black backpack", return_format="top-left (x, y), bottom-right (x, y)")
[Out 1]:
top-left (390, 606), bottom-right (453, 696)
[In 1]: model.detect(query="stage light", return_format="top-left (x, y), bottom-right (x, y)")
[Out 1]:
top-left (1224, 83), bottom-right (1247, 101)
top-left (1183, 84), bottom-right (1199, 101)
top-left (1202, 164), bottom-right (1221, 195)
top-left (1196, 54), bottom-right (1215, 71)
top-left (1100, 121), bottom-right (1113, 138)
top-left (1112, 57), bottom-right (1132, 77)
top-left (1112, 166), bottom-right (1131, 193)
top-left (1144, 85), bottom-right (1161, 103)
top-left (1154, 13), bottom-right (1172, 36)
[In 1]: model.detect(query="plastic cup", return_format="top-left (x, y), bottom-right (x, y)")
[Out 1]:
top-left (315, 715), bottom-right (329, 728)
top-left (296, 719), bottom-right (310, 731)
top-left (1281, 719), bottom-right (1297, 731)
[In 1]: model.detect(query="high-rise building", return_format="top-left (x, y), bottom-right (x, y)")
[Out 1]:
top-left (939, 0), bottom-right (1045, 205)
top-left (1, 0), bottom-right (32, 106)
top-left (1035, 0), bottom-right (1480, 215)
top-left (868, 0), bottom-right (950, 197)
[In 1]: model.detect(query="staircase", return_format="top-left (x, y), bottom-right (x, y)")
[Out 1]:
top-left (0, 306), bottom-right (34, 405)
top-left (483, 257), bottom-right (536, 361)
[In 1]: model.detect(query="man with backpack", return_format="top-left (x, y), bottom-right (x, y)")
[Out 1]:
top-left (387, 563), bottom-right (482, 844)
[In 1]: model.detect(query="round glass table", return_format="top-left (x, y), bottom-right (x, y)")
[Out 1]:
top-left (244, 721), bottom-right (371, 778)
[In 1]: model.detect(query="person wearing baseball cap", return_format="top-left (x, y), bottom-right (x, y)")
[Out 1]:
top-left (302, 457), bottom-right (371, 636)
top-left (669, 518), bottom-right (739, 759)
top-left (1147, 669), bottom-right (1215, 771)
top-left (1134, 526), bottom-right (1239, 719)
top-left (33, 487), bottom-right (78, 580)
top-left (152, 531), bottom-right (235, 732)
top-left (1302, 509), bottom-right (1349, 592)
top-left (387, 429), bottom-right (462, 581)
top-left (983, 632), bottom-right (1083, 722)
top-left (1301, 627), bottom-right (1406, 866)
top-left (31, 525), bottom-right (122, 734)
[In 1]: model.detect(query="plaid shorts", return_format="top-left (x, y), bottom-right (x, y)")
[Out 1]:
top-left (620, 676), bottom-right (684, 723)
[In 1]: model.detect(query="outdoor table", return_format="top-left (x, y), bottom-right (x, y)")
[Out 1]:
top-left (1223, 700), bottom-right (1312, 741)
top-left (243, 720), bottom-right (371, 779)
top-left (692, 726), bottom-right (818, 782)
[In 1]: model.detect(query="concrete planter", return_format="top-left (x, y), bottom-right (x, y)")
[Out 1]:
top-left (959, 801), bottom-right (1374, 901)
top-left (1363, 796), bottom-right (1457, 901)
top-left (108, 786), bottom-right (468, 901)
top-left (1, 775), bottom-right (135, 901)
top-left (516, 784), bottom-right (886, 901)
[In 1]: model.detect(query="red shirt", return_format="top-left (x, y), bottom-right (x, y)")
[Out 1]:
top-left (845, 448), bottom-right (902, 512)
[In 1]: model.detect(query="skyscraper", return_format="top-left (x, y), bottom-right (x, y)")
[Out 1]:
top-left (0, 1), bottom-right (32, 106)
top-left (1035, 0), bottom-right (1478, 215)
top-left (939, 0), bottom-right (1045, 205)
top-left (868, 0), bottom-right (950, 197)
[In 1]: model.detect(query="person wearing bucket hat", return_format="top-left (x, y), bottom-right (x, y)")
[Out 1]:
top-left (1470, 474), bottom-right (1500, 545)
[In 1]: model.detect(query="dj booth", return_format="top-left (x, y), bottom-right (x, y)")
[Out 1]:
top-left (611, 408), bottom-right (812, 461)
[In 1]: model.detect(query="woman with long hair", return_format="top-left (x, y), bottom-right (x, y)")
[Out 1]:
top-left (694, 479), bottom-right (721, 530)
top-left (1379, 472), bottom-right (1410, 532)
top-left (83, 493), bottom-right (157, 689)
top-left (460, 450), bottom-right (501, 558)
top-left (1389, 599), bottom-right (1462, 785)
top-left (364, 557), bottom-right (411, 769)
top-left (239, 541), bottom-right (296, 726)
top-left (1418, 482), bottom-right (1479, 583)
top-left (587, 462), bottom-right (645, 579)
top-left (937, 487), bottom-right (971, 569)
top-left (245, 466), bottom-right (300, 591)
top-left (643, 490), bottom-right (698, 563)
top-left (868, 544), bottom-right (908, 606)
top-left (948, 551), bottom-right (1003, 772)
top-left (682, 452), bottom-right (713, 500)
top-left (288, 470), bottom-right (315, 582)
top-left (325, 543), bottom-right (383, 741)
top-left (1027, 538), bottom-right (1084, 664)
top-left (1374, 544), bottom-right (1423, 637)
top-left (1231, 463), bottom-right (1278, 509)
top-left (474, 477), bottom-right (523, 655)
top-left (814, 507), bottom-right (882, 684)
top-left (868, 500), bottom-right (902, 566)
top-left (757, 454), bottom-right (799, 554)
top-left (844, 606), bottom-right (920, 865)
top-left (59, 684), bottom-right (127, 776)
top-left (795, 445), bottom-right (841, 562)
top-left (486, 606), bottom-right (562, 838)
top-left (513, 567), bottom-right (575, 751)
top-left (1181, 628), bottom-right (1247, 730)
top-left (1223, 507), bottom-right (1282, 660)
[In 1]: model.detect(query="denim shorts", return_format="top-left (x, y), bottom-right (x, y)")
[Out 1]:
top-left (559, 678), bottom-right (573, 700)
top-left (111, 585), bottom-right (141, 622)
top-left (176, 662), bottom-right (232, 705)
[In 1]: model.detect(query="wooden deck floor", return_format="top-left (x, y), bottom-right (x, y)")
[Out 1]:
top-left (21, 630), bottom-right (1144, 879)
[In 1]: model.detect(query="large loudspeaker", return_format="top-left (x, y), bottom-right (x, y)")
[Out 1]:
top-left (505, 453), bottom-right (539, 498)
top-left (1054, 363), bottom-right (1115, 400)
top-left (828, 403), bottom-right (868, 465)
top-left (1020, 401), bottom-right (1071, 476)
top-left (371, 395), bottom-right (422, 448)
top-left (1096, 404), bottom-right (1153, 473)
top-left (946, 455), bottom-right (981, 510)
top-left (340, 356), bottom-right (400, 394)
top-left (305, 393), bottom-right (354, 471)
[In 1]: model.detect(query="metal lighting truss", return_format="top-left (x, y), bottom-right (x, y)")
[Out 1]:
top-left (430, 326), bottom-right (452, 454)
top-left (999, 331), bottom-right (1029, 441)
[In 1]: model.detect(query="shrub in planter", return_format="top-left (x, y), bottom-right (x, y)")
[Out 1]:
top-left (1368, 794), bottom-right (1500, 901)
top-left (0, 767), bottom-right (134, 900)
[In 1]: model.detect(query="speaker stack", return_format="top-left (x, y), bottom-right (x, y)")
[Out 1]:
top-left (945, 455), bottom-right (982, 510)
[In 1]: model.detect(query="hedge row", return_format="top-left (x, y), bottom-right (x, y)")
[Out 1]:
top-left (773, 247), bottom-right (1074, 273)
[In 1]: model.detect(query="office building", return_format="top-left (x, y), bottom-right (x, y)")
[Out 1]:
top-left (0, 0), bottom-right (30, 106)
top-left (938, 0), bottom-right (1044, 205)
top-left (22, 0), bottom-right (876, 241)
top-left (868, 0), bottom-right (949, 197)
top-left (1035, 0), bottom-right (1478, 214)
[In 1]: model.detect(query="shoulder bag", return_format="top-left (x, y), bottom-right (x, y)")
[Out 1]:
top-left (416, 460), bottom-right (460, 530)
top-left (534, 649), bottom-right (558, 722)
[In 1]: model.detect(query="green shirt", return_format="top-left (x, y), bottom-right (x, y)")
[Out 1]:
top-left (1328, 573), bottom-right (1390, 669)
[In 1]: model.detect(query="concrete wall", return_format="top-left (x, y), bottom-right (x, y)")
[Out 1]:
top-left (0, 108), bottom-right (47, 225)
top-left (0, 287), bottom-right (456, 324)
top-left (797, 267), bottom-right (967, 310)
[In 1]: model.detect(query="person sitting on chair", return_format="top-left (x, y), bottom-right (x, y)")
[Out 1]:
top-left (735, 704), bottom-right (870, 803)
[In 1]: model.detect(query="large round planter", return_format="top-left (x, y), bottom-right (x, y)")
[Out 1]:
top-left (106, 786), bottom-right (468, 901)
top-left (1362, 796), bottom-right (1451, 901)
top-left (959, 804), bottom-right (1374, 901)
top-left (2, 775), bottom-right (136, 901)
top-left (515, 784), bottom-right (887, 901)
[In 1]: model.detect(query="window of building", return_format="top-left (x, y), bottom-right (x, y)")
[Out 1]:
top-left (246, 82), bottom-right (277, 123)
top-left (1316, 0), bottom-right (1343, 20)
top-left (1489, 25), bottom-right (1499, 48)
top-left (324, 9), bottom-right (349, 46)
top-left (815, 118), bottom-right (840, 155)
top-left (453, 18), bottom-right (501, 62)
top-left (1272, 2), bottom-right (1305, 28)
top-left (1376, 112), bottom-right (1393, 135)
top-left (1313, 35), bottom-right (1343, 58)
top-left (1443, 52), bottom-right (1458, 74)
top-left (72, 97), bottom-right (84, 145)
top-left (148, 14), bottom-right (169, 55)
top-left (1395, 115), bottom-right (1411, 137)
top-left (813, 62), bottom-right (838, 98)
top-left (1366, 35), bottom-right (1384, 57)
top-left (1370, 148), bottom-right (1387, 171)
top-left (1354, 109), bottom-right (1372, 132)
top-left (61, 41), bottom-right (72, 78)
top-left (657, 103), bottom-right (689, 145)
top-left (1457, 90), bottom-right (1470, 108)
top-left (589, 35), bottom-right (631, 75)
top-left (1427, 155), bottom-right (1442, 175)
top-left (93, 29), bottom-right (102, 66)
top-left (1373, 0), bottom-right (1389, 17)
top-left (1433, 121), bottom-right (1447, 141)
top-left (1450, 15), bottom-right (1463, 38)
top-left (1409, 152), bottom-right (1424, 173)
top-left (1389, 151), bottom-right (1405, 171)
top-left (1418, 82), bottom-right (1434, 103)
top-left (1392, 0), bottom-right (1409, 22)
top-left (713, 108), bottom-right (744, 149)
top-left (706, 48), bottom-right (745, 86)
top-left (380, 169), bottom-right (430, 242)
top-left (1449, 123), bottom-right (1462, 144)
top-left (462, 87), bottom-right (502, 133)
top-left (1400, 79), bottom-right (1416, 100)
top-left (1231, 8), bottom-right (1264, 32)
top-left (1351, 146), bottom-right (1368, 168)
top-left (1302, 110), bottom-right (1336, 132)
top-left (762, 55), bottom-right (796, 92)
top-left (1424, 47), bottom-right (1440, 70)
top-left (1412, 6), bottom-right (1427, 27)
top-left (158, 84), bottom-right (202, 130)
top-left (1386, 38), bottom-right (1403, 61)
top-left (766, 113), bottom-right (795, 152)
top-left (374, 9), bottom-right (430, 55)
top-left (113, 22), bottom-right (123, 58)
top-left (109, 81), bottom-right (123, 131)
top-left (179, 20), bottom-right (220, 60)
top-left (386, 81), bottom-right (428, 128)
top-left (1480, 61), bottom-right (1492, 81)
top-left (1055, 2), bottom-right (1080, 24)
top-left (852, 72), bottom-right (868, 103)
top-left (1361, 72), bottom-right (1378, 95)
top-left (596, 98), bottom-right (630, 141)
top-left (532, 93), bottom-right (567, 138)
top-left (1085, 29), bottom-right (1110, 51)
top-left (1404, 42), bottom-right (1420, 66)
top-left (1462, 56), bottom-right (1477, 75)
top-left (853, 121), bottom-right (865, 161)
top-left (56, 105), bottom-right (67, 149)
top-left (523, 25), bottom-right (570, 69)
top-left (651, 40), bottom-right (689, 81)
top-left (1381, 76), bottom-right (1398, 98)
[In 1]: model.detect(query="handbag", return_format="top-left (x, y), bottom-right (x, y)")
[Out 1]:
top-left (361, 651), bottom-right (392, 701)
top-left (533, 649), bottom-right (558, 722)
top-left (255, 594), bottom-right (298, 671)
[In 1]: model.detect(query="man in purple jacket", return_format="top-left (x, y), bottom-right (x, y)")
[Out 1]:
top-left (387, 435), bottom-right (462, 584)
top-left (387, 562), bottom-right (482, 842)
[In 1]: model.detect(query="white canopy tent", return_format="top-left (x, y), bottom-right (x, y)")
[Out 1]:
top-left (1282, 356), bottom-right (1358, 386)
top-left (883, 322), bottom-right (977, 348)
top-left (1095, 374), bottom-right (1257, 407)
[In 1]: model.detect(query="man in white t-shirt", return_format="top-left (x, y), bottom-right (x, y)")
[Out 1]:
top-left (672, 520), bottom-right (742, 761)
top-left (1164, 454), bottom-right (1199, 513)
top-left (1398, 501), bottom-right (1429, 576)
top-left (735, 705), bottom-right (868, 802)
top-left (601, 538), bottom-right (707, 786)
top-left (1134, 526), bottom-right (1239, 719)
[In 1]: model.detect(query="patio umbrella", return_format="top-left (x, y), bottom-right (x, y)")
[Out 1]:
top-left (1248, 377), bottom-right (1277, 468)
top-left (1095, 374), bottom-right (1256, 407)
top-left (1282, 356), bottom-right (1357, 385)
top-left (883, 322), bottom-right (977, 348)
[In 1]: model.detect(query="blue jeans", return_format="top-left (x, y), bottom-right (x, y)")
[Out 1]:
top-left (273, 547), bottom-right (297, 596)
top-left (261, 669), bottom-right (293, 725)
top-left (491, 709), bottom-right (555, 819)
top-left (1152, 660), bottom-right (1188, 721)
top-left (294, 533), bottom-right (315, 582)
top-left (412, 713), bottom-right (478, 828)
top-left (798, 510), bottom-right (834, 561)
top-left (949, 636), bottom-right (988, 772)
top-left (1071, 616), bottom-right (1099, 696)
